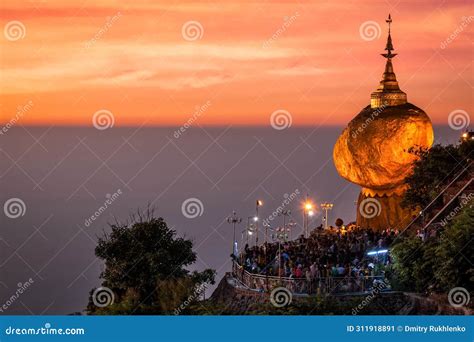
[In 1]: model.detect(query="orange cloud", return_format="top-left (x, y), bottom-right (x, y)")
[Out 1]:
top-left (0, 0), bottom-right (472, 126)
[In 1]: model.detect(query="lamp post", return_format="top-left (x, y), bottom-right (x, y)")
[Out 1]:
top-left (320, 202), bottom-right (334, 229)
top-left (255, 200), bottom-right (263, 246)
top-left (303, 196), bottom-right (314, 238)
top-left (246, 215), bottom-right (257, 246)
top-left (227, 211), bottom-right (242, 257)
top-left (278, 209), bottom-right (291, 238)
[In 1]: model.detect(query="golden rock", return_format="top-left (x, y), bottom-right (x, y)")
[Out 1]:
top-left (333, 15), bottom-right (434, 230)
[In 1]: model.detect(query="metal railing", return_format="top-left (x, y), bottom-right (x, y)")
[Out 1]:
top-left (232, 261), bottom-right (385, 295)
top-left (402, 161), bottom-right (473, 232)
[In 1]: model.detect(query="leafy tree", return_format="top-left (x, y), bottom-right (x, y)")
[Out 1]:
top-left (434, 204), bottom-right (474, 291)
top-left (87, 209), bottom-right (215, 314)
top-left (402, 144), bottom-right (466, 210)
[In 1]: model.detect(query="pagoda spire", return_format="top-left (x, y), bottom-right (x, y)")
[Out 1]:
top-left (370, 14), bottom-right (407, 108)
top-left (382, 14), bottom-right (397, 59)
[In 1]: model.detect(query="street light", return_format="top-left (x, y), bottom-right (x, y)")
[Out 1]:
top-left (274, 226), bottom-right (290, 280)
top-left (255, 200), bottom-right (263, 246)
top-left (320, 202), bottom-right (334, 229)
top-left (227, 211), bottom-right (242, 257)
top-left (303, 195), bottom-right (314, 238)
top-left (246, 216), bottom-right (257, 246)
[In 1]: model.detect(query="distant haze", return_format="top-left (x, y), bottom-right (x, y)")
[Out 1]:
top-left (0, 125), bottom-right (461, 314)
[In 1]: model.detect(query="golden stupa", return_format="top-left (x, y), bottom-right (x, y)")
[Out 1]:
top-left (333, 15), bottom-right (434, 231)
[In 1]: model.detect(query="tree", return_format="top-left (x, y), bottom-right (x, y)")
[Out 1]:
top-left (87, 209), bottom-right (215, 314)
top-left (434, 204), bottom-right (474, 291)
top-left (390, 205), bottom-right (473, 293)
top-left (402, 144), bottom-right (465, 210)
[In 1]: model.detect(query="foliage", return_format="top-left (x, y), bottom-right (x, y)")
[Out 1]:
top-left (87, 209), bottom-right (215, 314)
top-left (390, 205), bottom-right (474, 293)
top-left (434, 204), bottom-right (474, 291)
top-left (402, 144), bottom-right (466, 210)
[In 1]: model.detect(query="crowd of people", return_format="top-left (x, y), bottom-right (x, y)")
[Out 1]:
top-left (236, 225), bottom-right (396, 282)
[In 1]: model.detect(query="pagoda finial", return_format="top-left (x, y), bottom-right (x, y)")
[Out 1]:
top-left (370, 14), bottom-right (407, 108)
top-left (382, 14), bottom-right (397, 59)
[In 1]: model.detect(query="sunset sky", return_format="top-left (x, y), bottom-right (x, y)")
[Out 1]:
top-left (1, 0), bottom-right (472, 126)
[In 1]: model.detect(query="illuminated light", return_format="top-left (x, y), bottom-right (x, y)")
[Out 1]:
top-left (462, 133), bottom-right (468, 138)
top-left (305, 203), bottom-right (313, 210)
top-left (367, 249), bottom-right (389, 256)
top-left (248, 231), bottom-right (253, 235)
top-left (257, 200), bottom-right (263, 206)
top-left (253, 216), bottom-right (258, 222)
top-left (308, 210), bottom-right (314, 216)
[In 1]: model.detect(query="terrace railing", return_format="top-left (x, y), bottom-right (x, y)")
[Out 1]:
top-left (232, 261), bottom-right (386, 295)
